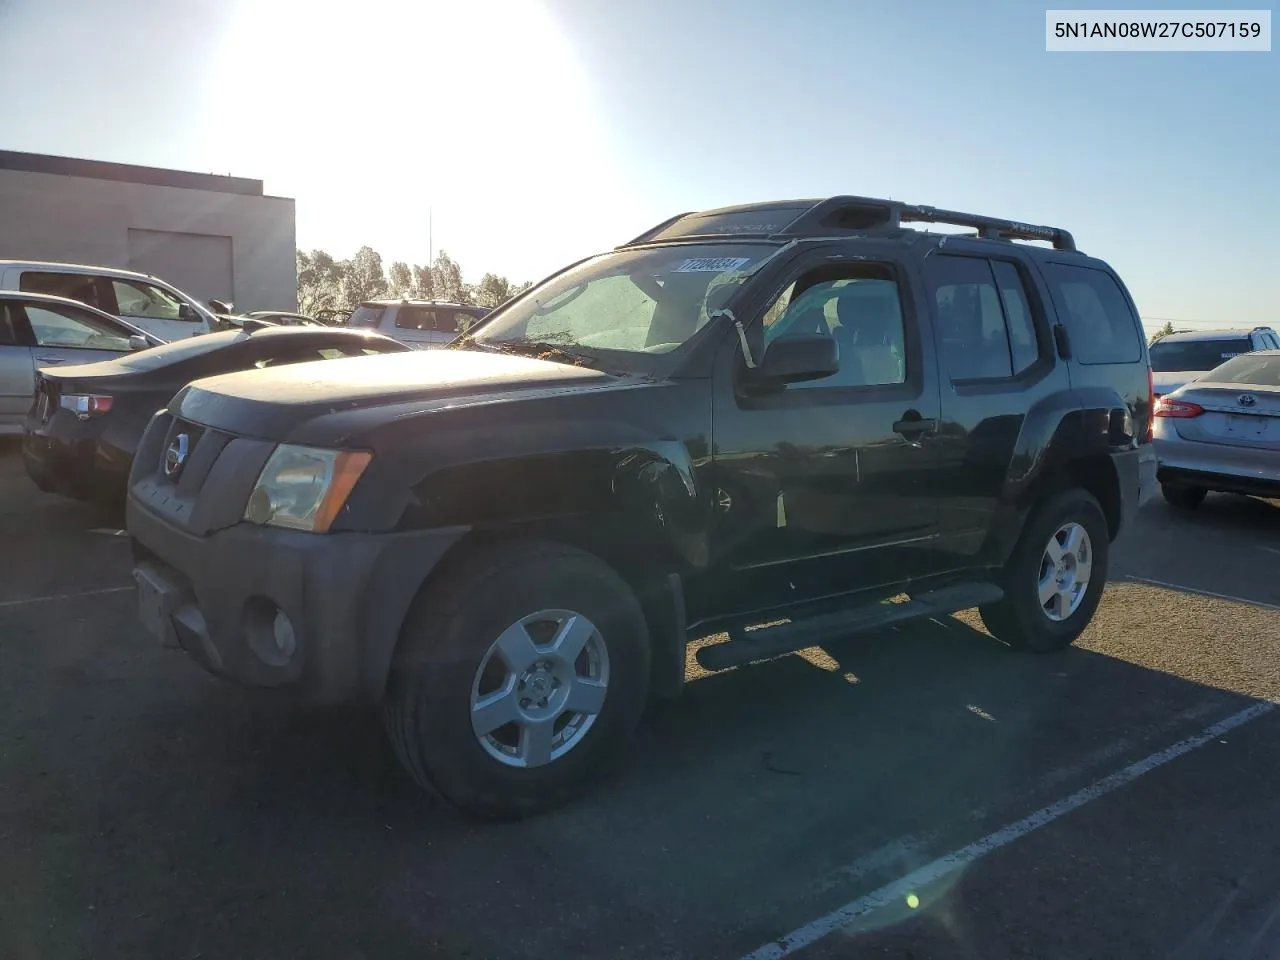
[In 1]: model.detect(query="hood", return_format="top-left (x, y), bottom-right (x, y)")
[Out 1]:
top-left (174, 348), bottom-right (612, 438)
top-left (1152, 370), bottom-right (1201, 396)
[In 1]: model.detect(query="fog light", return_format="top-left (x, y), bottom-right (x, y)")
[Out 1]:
top-left (245, 597), bottom-right (298, 668)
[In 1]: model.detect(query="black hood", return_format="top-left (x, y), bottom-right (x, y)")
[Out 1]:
top-left (174, 348), bottom-right (613, 440)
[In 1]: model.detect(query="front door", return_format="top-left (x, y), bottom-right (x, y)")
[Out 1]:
top-left (701, 248), bottom-right (943, 622)
top-left (0, 303), bottom-right (35, 432)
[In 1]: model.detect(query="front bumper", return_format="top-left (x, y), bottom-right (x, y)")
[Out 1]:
top-left (128, 495), bottom-right (467, 703)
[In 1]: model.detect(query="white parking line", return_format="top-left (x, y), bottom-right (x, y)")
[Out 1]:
top-left (739, 701), bottom-right (1276, 960)
top-left (0, 585), bottom-right (132, 609)
top-left (1125, 575), bottom-right (1280, 611)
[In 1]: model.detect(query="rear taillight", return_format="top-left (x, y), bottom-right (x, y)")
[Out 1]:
top-left (1153, 397), bottom-right (1203, 419)
top-left (1152, 368), bottom-right (1162, 442)
top-left (59, 394), bottom-right (114, 420)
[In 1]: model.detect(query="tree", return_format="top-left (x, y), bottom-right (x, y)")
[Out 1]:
top-left (296, 248), bottom-right (345, 315)
top-left (431, 250), bottom-right (464, 303)
top-left (473, 273), bottom-right (518, 308)
top-left (1149, 320), bottom-right (1175, 344)
top-left (410, 264), bottom-right (434, 299)
top-left (340, 245), bottom-right (387, 307)
top-left (387, 261), bottom-right (413, 298)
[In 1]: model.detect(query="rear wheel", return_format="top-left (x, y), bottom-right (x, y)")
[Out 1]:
top-left (384, 542), bottom-right (650, 820)
top-left (1161, 483), bottom-right (1207, 510)
top-left (979, 489), bottom-right (1109, 653)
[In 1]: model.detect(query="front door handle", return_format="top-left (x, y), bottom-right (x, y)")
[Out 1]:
top-left (893, 413), bottom-right (938, 438)
top-left (34, 356), bottom-right (68, 363)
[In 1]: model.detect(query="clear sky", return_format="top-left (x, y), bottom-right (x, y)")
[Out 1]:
top-left (0, 0), bottom-right (1274, 332)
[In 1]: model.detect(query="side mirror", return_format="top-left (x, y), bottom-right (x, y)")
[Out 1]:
top-left (208, 298), bottom-right (233, 314)
top-left (755, 334), bottom-right (840, 386)
top-left (128, 334), bottom-right (150, 352)
top-left (177, 302), bottom-right (197, 321)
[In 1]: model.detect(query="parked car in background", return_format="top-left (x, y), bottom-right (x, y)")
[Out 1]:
top-left (1148, 327), bottom-right (1279, 398)
top-left (125, 194), bottom-right (1156, 819)
top-left (346, 299), bottom-right (490, 348)
top-left (1, 290), bottom-right (160, 435)
top-left (0, 260), bottom-right (220, 340)
top-left (22, 325), bottom-right (410, 504)
top-left (1153, 349), bottom-right (1280, 509)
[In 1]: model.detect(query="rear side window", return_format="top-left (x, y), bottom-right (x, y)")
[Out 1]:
top-left (1042, 264), bottom-right (1142, 365)
top-left (395, 306), bottom-right (438, 331)
top-left (925, 255), bottom-right (1041, 381)
top-left (19, 272), bottom-right (107, 311)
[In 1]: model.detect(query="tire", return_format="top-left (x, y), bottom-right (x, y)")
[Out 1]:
top-left (1162, 483), bottom-right (1207, 510)
top-left (979, 489), bottom-right (1109, 654)
top-left (383, 541), bottom-right (651, 820)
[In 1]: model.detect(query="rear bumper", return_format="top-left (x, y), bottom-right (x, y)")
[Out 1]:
top-left (127, 495), bottom-right (468, 703)
top-left (21, 432), bottom-right (130, 502)
top-left (1112, 443), bottom-right (1159, 536)
top-left (1157, 465), bottom-right (1280, 499)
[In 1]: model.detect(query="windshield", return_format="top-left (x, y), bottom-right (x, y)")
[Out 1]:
top-left (1201, 352), bottom-right (1280, 387)
top-left (464, 243), bottom-right (778, 368)
top-left (1149, 337), bottom-right (1251, 372)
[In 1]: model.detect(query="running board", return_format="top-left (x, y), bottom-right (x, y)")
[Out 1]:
top-left (694, 582), bottom-right (1005, 672)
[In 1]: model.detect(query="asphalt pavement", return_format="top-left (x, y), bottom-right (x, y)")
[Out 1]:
top-left (1, 441), bottom-right (1278, 960)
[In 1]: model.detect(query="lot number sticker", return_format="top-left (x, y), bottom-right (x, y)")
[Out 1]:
top-left (674, 257), bottom-right (752, 273)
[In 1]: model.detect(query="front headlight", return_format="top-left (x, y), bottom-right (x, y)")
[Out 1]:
top-left (244, 444), bottom-right (372, 533)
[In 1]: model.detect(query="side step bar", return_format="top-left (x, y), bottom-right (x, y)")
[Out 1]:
top-left (694, 582), bottom-right (1005, 672)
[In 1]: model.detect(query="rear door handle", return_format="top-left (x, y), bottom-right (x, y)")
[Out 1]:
top-left (34, 356), bottom-right (68, 363)
top-left (893, 416), bottom-right (938, 437)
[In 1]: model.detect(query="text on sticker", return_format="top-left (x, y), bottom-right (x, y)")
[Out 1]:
top-left (675, 257), bottom-right (752, 273)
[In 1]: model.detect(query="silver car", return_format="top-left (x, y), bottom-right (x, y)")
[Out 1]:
top-left (0, 291), bottom-right (160, 435)
top-left (1154, 349), bottom-right (1280, 509)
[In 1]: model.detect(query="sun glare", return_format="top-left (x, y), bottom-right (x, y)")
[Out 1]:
top-left (206, 0), bottom-right (637, 281)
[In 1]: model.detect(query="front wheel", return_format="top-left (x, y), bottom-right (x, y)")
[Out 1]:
top-left (979, 489), bottom-right (1110, 653)
top-left (384, 542), bottom-right (651, 820)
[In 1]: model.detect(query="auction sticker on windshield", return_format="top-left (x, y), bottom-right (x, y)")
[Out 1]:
top-left (674, 257), bottom-right (752, 273)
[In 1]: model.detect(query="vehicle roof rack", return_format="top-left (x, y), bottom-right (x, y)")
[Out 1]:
top-left (621, 195), bottom-right (1077, 252)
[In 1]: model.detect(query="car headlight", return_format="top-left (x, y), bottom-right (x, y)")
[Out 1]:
top-left (243, 444), bottom-right (372, 533)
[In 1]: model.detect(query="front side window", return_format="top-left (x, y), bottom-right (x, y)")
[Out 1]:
top-left (23, 304), bottom-right (132, 351)
top-left (467, 243), bottom-right (777, 371)
top-left (112, 280), bottom-right (186, 321)
top-left (1148, 337), bottom-right (1253, 372)
top-left (1042, 263), bottom-right (1142, 365)
top-left (760, 263), bottom-right (907, 388)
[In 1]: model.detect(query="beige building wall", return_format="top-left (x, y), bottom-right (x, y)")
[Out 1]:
top-left (0, 153), bottom-right (297, 312)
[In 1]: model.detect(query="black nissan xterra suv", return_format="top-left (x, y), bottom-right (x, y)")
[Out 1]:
top-left (127, 196), bottom-right (1158, 819)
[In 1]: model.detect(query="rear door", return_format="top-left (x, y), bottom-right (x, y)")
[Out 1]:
top-left (0, 302), bottom-right (35, 431)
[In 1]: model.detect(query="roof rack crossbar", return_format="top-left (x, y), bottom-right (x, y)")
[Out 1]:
top-left (898, 203), bottom-right (1076, 251)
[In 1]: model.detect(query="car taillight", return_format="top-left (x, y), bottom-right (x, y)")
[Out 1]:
top-left (1152, 368), bottom-right (1162, 442)
top-left (1153, 397), bottom-right (1203, 419)
top-left (59, 394), bottom-right (114, 420)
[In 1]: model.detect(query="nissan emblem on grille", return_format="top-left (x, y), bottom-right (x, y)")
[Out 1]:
top-left (164, 433), bottom-right (190, 479)
top-left (1238, 394), bottom-right (1257, 407)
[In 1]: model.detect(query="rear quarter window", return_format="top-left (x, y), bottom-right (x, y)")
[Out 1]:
top-left (1042, 263), bottom-right (1142, 365)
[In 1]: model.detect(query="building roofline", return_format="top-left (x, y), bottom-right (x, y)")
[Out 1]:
top-left (0, 148), bottom-right (266, 197)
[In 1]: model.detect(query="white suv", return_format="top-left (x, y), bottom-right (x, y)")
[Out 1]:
top-left (346, 299), bottom-right (490, 349)
top-left (0, 260), bottom-right (218, 341)
top-left (1149, 326), bottom-right (1280, 397)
